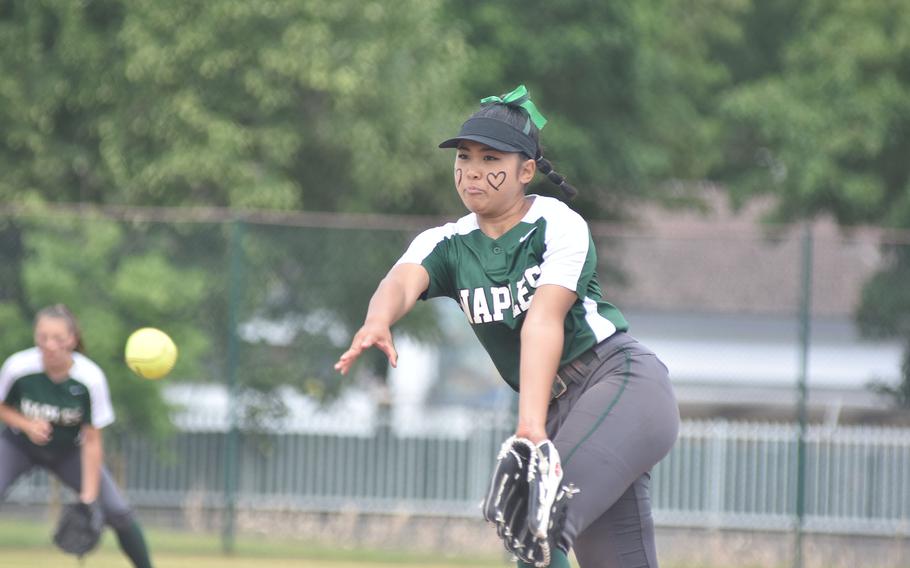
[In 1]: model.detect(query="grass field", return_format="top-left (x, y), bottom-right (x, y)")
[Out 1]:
top-left (0, 518), bottom-right (758, 568)
top-left (0, 518), bottom-right (512, 568)
top-left (0, 551), bottom-right (503, 568)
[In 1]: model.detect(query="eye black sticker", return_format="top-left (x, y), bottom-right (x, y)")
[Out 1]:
top-left (487, 171), bottom-right (506, 191)
top-left (455, 168), bottom-right (463, 187)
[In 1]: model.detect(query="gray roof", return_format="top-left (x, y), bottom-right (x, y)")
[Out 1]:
top-left (592, 189), bottom-right (889, 317)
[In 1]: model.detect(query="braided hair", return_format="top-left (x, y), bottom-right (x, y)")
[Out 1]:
top-left (535, 156), bottom-right (578, 200)
top-left (470, 103), bottom-right (579, 200)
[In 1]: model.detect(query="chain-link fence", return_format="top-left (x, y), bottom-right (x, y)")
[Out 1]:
top-left (1, 203), bottom-right (908, 546)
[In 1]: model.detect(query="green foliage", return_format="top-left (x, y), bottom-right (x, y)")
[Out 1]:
top-left (0, 0), bottom-right (125, 203)
top-left (4, 0), bottom-right (910, 415)
top-left (717, 0), bottom-right (910, 225)
top-left (867, 348), bottom-right (910, 409)
top-left (856, 248), bottom-right (910, 340)
top-left (0, 301), bottom-right (31, 361)
top-left (446, 0), bottom-right (746, 218)
top-left (0, 0), bottom-right (472, 433)
top-left (856, 247), bottom-right (910, 408)
top-left (714, 0), bottom-right (910, 408)
top-left (0, 0), bottom-right (469, 214)
top-left (1, 0), bottom-right (738, 216)
top-left (234, 222), bottom-right (442, 408)
top-left (0, 212), bottom-right (217, 440)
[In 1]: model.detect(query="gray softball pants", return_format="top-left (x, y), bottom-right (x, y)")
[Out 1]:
top-left (0, 430), bottom-right (136, 530)
top-left (547, 331), bottom-right (679, 568)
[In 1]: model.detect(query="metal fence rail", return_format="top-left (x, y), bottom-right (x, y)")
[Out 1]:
top-left (7, 419), bottom-right (909, 536)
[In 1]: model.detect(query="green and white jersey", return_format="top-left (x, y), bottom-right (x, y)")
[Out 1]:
top-left (0, 347), bottom-right (114, 451)
top-left (396, 195), bottom-right (629, 391)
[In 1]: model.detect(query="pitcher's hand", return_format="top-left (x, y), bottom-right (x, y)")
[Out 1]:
top-left (334, 322), bottom-right (397, 375)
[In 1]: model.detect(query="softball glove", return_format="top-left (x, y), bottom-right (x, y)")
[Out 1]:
top-left (482, 436), bottom-right (578, 567)
top-left (53, 501), bottom-right (103, 557)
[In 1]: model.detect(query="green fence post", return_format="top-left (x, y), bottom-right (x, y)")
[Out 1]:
top-left (794, 223), bottom-right (813, 568)
top-left (223, 218), bottom-right (245, 554)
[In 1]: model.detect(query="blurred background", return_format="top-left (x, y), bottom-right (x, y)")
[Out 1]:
top-left (1, 1), bottom-right (909, 567)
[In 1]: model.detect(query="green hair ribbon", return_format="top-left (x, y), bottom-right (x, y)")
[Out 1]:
top-left (480, 84), bottom-right (548, 132)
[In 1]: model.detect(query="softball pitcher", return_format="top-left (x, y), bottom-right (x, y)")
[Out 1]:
top-left (336, 85), bottom-right (679, 568)
top-left (0, 304), bottom-right (154, 568)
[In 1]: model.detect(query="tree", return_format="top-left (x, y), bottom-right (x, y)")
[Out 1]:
top-left (0, 210), bottom-right (214, 440)
top-left (445, 0), bottom-right (747, 219)
top-left (714, 0), bottom-right (910, 407)
top-left (228, 219), bottom-right (442, 408)
top-left (0, 0), bottom-right (471, 430)
top-left (856, 245), bottom-right (910, 409)
top-left (717, 0), bottom-right (910, 224)
top-left (0, 0), bottom-right (471, 214)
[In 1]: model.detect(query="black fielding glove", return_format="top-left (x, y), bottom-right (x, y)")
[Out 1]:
top-left (53, 501), bottom-right (104, 557)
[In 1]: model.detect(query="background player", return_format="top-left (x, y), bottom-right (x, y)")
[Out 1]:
top-left (0, 304), bottom-right (154, 568)
top-left (336, 86), bottom-right (680, 567)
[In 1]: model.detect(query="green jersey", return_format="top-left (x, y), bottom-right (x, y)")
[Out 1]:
top-left (396, 195), bottom-right (628, 391)
top-left (0, 347), bottom-right (114, 451)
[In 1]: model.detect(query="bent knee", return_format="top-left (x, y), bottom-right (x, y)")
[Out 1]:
top-left (104, 508), bottom-right (135, 531)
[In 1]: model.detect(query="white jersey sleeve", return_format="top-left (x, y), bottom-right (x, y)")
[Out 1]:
top-left (396, 225), bottom-right (452, 266)
top-left (395, 215), bottom-right (479, 300)
top-left (71, 353), bottom-right (116, 429)
top-left (0, 348), bottom-right (43, 402)
top-left (0, 354), bottom-right (18, 402)
top-left (535, 201), bottom-right (592, 293)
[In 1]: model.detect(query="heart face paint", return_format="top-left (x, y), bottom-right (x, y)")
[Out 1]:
top-left (487, 171), bottom-right (506, 191)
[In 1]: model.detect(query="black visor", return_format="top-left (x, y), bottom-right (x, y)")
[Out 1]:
top-left (438, 117), bottom-right (538, 158)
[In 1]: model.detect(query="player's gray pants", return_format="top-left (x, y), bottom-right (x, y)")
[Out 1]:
top-left (547, 331), bottom-right (679, 568)
top-left (0, 430), bottom-right (136, 530)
